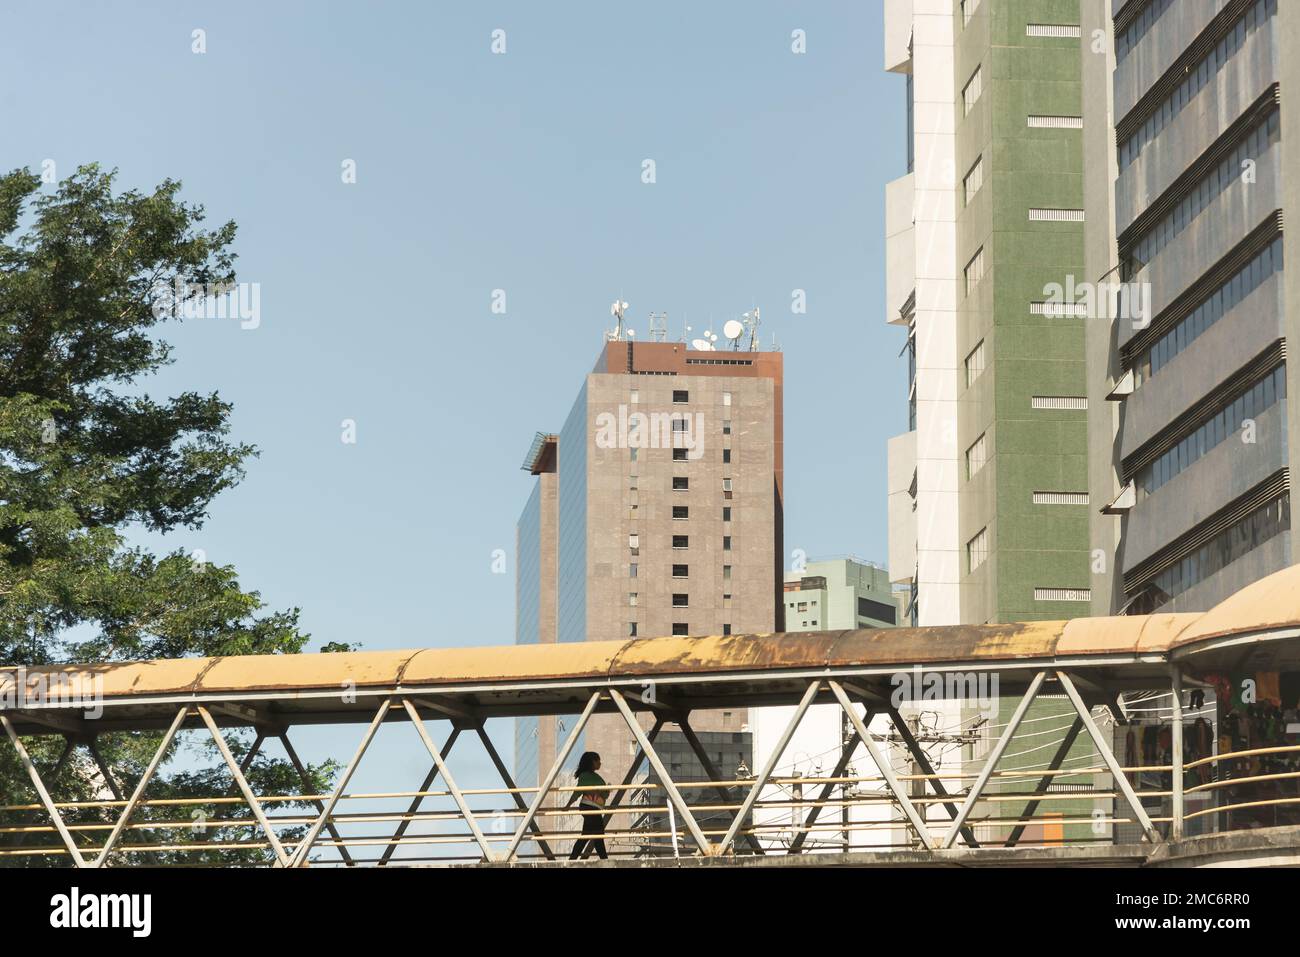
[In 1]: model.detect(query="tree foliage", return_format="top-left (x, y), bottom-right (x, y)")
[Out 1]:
top-left (0, 165), bottom-right (343, 866)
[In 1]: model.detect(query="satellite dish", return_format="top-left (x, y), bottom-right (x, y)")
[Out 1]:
top-left (723, 319), bottom-right (744, 340)
top-left (691, 338), bottom-right (713, 351)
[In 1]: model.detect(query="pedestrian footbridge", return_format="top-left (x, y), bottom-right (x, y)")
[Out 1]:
top-left (3, 565), bottom-right (1300, 867)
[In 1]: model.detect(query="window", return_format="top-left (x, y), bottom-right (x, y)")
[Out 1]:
top-left (797, 601), bottom-right (808, 612)
top-left (672, 476), bottom-right (689, 491)
top-left (673, 448), bottom-right (688, 461)
top-left (723, 478), bottom-right (733, 492)
top-left (967, 528), bottom-right (989, 573)
top-left (673, 535), bottom-right (689, 549)
top-left (963, 156), bottom-right (983, 205)
top-left (1132, 237), bottom-right (1283, 388)
top-left (628, 533), bottom-right (639, 551)
top-left (629, 563), bottom-right (638, 578)
top-left (672, 505), bottom-right (689, 520)
top-left (965, 340), bottom-right (985, 387)
top-left (629, 621), bottom-right (638, 636)
top-left (629, 389), bottom-right (639, 404)
top-left (964, 247), bottom-right (985, 296)
top-left (629, 474), bottom-right (638, 490)
top-left (722, 448), bottom-right (731, 463)
top-left (1030, 301), bottom-right (1089, 318)
top-left (673, 390), bottom-right (689, 403)
top-left (671, 417), bottom-right (689, 431)
top-left (723, 565), bottom-right (732, 581)
top-left (628, 592), bottom-right (638, 606)
top-left (672, 623), bottom-right (689, 636)
top-left (672, 564), bottom-right (689, 578)
top-left (962, 66), bottom-right (982, 116)
top-left (722, 507), bottom-right (731, 522)
top-left (723, 536), bottom-right (732, 551)
top-left (723, 624), bottom-right (732, 636)
top-left (723, 392), bottom-right (732, 406)
top-left (672, 593), bottom-right (689, 607)
top-left (966, 433), bottom-right (987, 479)
top-left (723, 420), bottom-right (732, 435)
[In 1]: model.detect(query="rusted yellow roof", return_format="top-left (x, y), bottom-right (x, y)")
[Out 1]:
top-left (2, 565), bottom-right (1299, 706)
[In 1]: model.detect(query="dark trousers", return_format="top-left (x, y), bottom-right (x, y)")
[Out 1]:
top-left (570, 805), bottom-right (608, 860)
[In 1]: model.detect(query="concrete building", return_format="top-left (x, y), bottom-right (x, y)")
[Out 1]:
top-left (1084, 0), bottom-right (1296, 618)
top-left (516, 332), bottom-right (784, 852)
top-left (884, 0), bottom-right (1104, 845)
top-left (886, 0), bottom-right (1095, 628)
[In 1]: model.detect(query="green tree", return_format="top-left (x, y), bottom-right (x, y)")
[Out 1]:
top-left (0, 164), bottom-right (345, 866)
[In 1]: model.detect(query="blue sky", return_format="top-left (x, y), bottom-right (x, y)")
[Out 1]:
top-left (3, 1), bottom-right (905, 860)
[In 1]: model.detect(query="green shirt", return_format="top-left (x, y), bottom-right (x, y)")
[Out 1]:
top-left (576, 771), bottom-right (605, 805)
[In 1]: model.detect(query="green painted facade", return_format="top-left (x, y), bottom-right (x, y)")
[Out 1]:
top-left (955, 0), bottom-right (1099, 843)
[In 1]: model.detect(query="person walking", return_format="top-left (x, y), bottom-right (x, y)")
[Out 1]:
top-left (566, 751), bottom-right (609, 860)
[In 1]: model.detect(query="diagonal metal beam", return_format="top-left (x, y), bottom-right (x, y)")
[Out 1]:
top-left (199, 705), bottom-right (293, 867)
top-left (1003, 716), bottom-right (1083, 847)
top-left (502, 691), bottom-right (601, 862)
top-left (474, 724), bottom-right (555, 861)
top-left (717, 680), bottom-right (822, 854)
top-left (677, 717), bottom-right (764, 854)
top-left (885, 705), bottom-right (979, 848)
top-left (580, 716), bottom-right (662, 860)
top-left (93, 706), bottom-right (189, 867)
top-left (376, 726), bottom-right (460, 866)
top-left (400, 699), bottom-right (494, 862)
top-left (1056, 671), bottom-right (1160, 843)
top-left (286, 699), bottom-right (391, 867)
top-left (87, 739), bottom-right (124, 803)
top-left (941, 670), bottom-right (1047, 849)
top-left (1, 715), bottom-right (88, 867)
top-left (830, 682), bottom-right (934, 849)
top-left (788, 725), bottom-right (861, 854)
top-left (610, 689), bottom-right (711, 854)
top-left (279, 731), bottom-right (356, 867)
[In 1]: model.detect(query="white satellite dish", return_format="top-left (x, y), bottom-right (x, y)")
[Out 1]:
top-left (691, 338), bottom-right (713, 351)
top-left (723, 319), bottom-right (744, 340)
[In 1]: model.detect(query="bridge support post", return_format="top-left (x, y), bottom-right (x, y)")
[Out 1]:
top-left (1171, 665), bottom-right (1184, 841)
top-left (474, 723), bottom-right (556, 861)
top-left (279, 731), bottom-right (357, 866)
top-left (1003, 716), bottom-right (1084, 848)
top-left (1056, 671), bottom-right (1160, 843)
top-left (941, 670), bottom-right (1047, 849)
top-left (199, 705), bottom-right (294, 867)
top-left (884, 704), bottom-right (980, 848)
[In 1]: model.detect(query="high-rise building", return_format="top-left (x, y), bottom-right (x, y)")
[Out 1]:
top-left (516, 333), bottom-right (784, 852)
top-left (1084, 0), bottom-right (1296, 617)
top-left (884, 0), bottom-right (1103, 846)
top-left (885, 0), bottom-right (1095, 628)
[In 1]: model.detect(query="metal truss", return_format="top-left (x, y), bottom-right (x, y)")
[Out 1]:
top-left (0, 666), bottom-right (1196, 865)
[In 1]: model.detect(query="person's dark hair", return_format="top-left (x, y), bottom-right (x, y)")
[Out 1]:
top-left (575, 751), bottom-right (600, 775)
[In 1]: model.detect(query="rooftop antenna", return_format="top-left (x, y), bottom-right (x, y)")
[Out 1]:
top-left (608, 298), bottom-right (629, 341)
top-left (742, 307), bottom-right (761, 352)
top-left (723, 317), bottom-right (745, 350)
